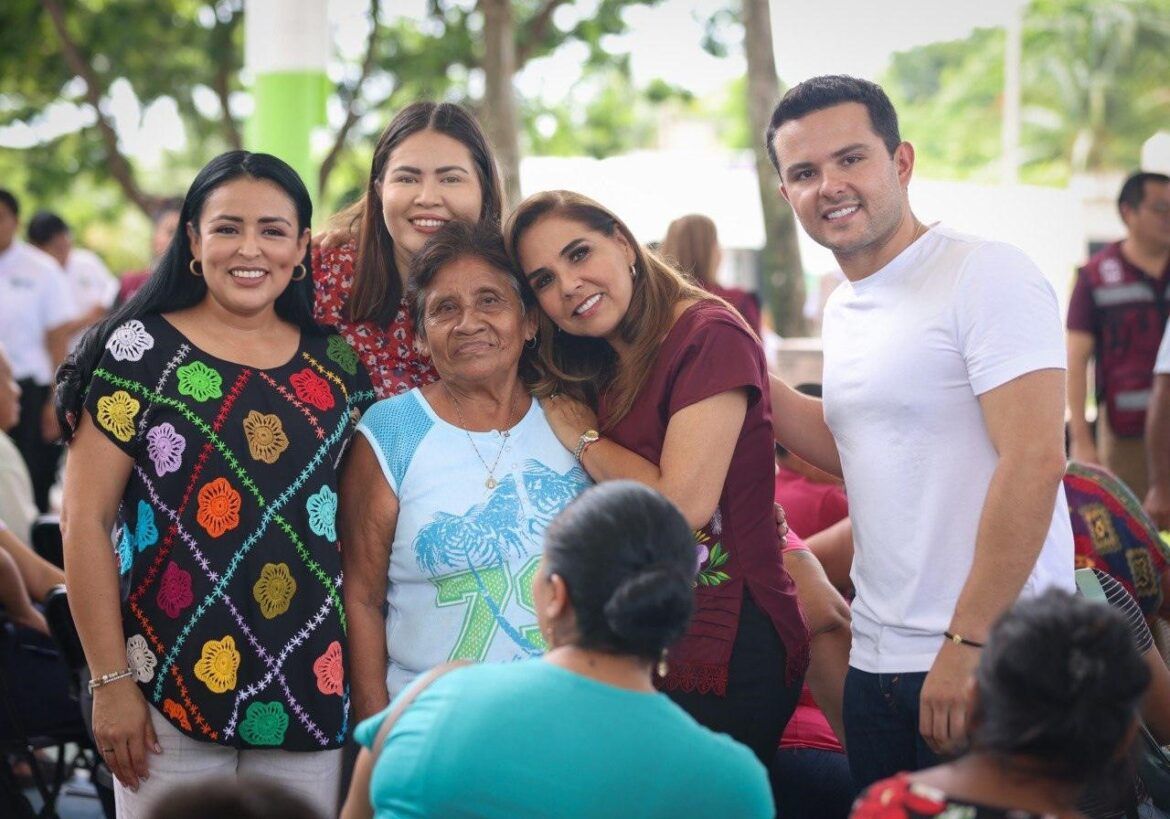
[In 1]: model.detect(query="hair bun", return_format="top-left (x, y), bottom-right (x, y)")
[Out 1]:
top-left (602, 565), bottom-right (693, 657)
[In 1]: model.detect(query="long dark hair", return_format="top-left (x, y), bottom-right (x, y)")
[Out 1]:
top-left (345, 101), bottom-right (503, 325)
top-left (57, 150), bottom-right (318, 439)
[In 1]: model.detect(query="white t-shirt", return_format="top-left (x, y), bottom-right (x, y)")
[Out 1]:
top-left (1154, 317), bottom-right (1170, 374)
top-left (0, 241), bottom-right (79, 384)
top-left (357, 389), bottom-right (591, 696)
top-left (65, 248), bottom-right (117, 345)
top-left (821, 224), bottom-right (1075, 674)
top-left (67, 247), bottom-right (117, 311)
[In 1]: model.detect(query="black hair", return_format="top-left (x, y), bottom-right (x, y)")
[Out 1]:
top-left (776, 382), bottom-right (822, 458)
top-left (765, 74), bottom-right (901, 174)
top-left (0, 189), bottom-right (19, 218)
top-left (56, 150), bottom-right (319, 439)
top-left (406, 219), bottom-right (532, 336)
top-left (146, 776), bottom-right (320, 819)
top-left (26, 210), bottom-right (69, 246)
top-left (970, 589), bottom-right (1148, 782)
top-left (542, 481), bottom-right (695, 661)
top-left (1118, 171), bottom-right (1170, 218)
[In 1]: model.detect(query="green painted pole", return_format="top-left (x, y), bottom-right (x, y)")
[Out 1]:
top-left (245, 0), bottom-right (328, 208)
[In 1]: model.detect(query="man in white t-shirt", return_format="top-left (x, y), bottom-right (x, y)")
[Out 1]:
top-left (0, 190), bottom-right (79, 511)
top-left (763, 76), bottom-right (1074, 788)
top-left (27, 210), bottom-right (118, 349)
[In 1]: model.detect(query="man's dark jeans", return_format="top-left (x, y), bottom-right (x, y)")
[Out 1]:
top-left (843, 666), bottom-right (942, 790)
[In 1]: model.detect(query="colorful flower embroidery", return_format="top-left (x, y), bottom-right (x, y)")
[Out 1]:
top-left (313, 641), bottom-right (344, 696)
top-left (146, 422), bottom-right (185, 476)
top-left (196, 478), bottom-right (241, 537)
top-left (694, 531), bottom-right (730, 587)
top-left (135, 500), bottom-right (158, 552)
top-left (126, 634), bottom-right (157, 683)
top-left (306, 485), bottom-right (338, 542)
top-left (177, 360), bottom-right (223, 402)
top-left (116, 526), bottom-right (133, 574)
top-left (96, 390), bottom-right (140, 442)
top-left (239, 701), bottom-right (289, 746)
top-left (105, 319), bottom-right (155, 361)
top-left (242, 411), bottom-right (289, 464)
top-left (157, 561), bottom-right (194, 618)
top-left (290, 368), bottom-right (335, 411)
top-left (194, 635), bottom-right (240, 693)
top-left (161, 698), bottom-right (192, 731)
top-left (253, 563), bottom-right (297, 619)
top-left (326, 334), bottom-right (359, 375)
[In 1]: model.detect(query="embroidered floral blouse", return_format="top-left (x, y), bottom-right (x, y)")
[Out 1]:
top-left (84, 314), bottom-right (374, 750)
top-left (312, 242), bottom-right (438, 400)
top-left (852, 774), bottom-right (1061, 819)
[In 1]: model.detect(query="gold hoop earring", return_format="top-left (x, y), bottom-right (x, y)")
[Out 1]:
top-left (188, 259), bottom-right (203, 277)
top-left (290, 264), bottom-right (307, 282)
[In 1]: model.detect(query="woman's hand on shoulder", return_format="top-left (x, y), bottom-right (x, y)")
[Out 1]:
top-left (314, 227), bottom-right (355, 251)
top-left (92, 679), bottom-right (160, 791)
top-left (539, 394), bottom-right (598, 453)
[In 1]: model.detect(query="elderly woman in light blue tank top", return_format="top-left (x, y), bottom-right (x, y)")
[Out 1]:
top-left (340, 221), bottom-right (589, 722)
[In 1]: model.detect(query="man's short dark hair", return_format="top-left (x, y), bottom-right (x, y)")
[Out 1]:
top-left (766, 75), bottom-right (901, 174)
top-left (0, 189), bottom-right (18, 218)
top-left (1118, 171), bottom-right (1170, 217)
top-left (27, 211), bottom-right (69, 246)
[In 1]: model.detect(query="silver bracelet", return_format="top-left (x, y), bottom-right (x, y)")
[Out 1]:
top-left (87, 667), bottom-right (134, 693)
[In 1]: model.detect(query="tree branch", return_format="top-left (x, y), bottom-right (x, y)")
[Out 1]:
top-left (211, 9), bottom-right (243, 150)
top-left (319, 0), bottom-right (382, 198)
top-left (39, 0), bottom-right (160, 216)
top-left (516, 0), bottom-right (569, 68)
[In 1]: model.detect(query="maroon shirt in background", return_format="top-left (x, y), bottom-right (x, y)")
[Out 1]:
top-left (1067, 241), bottom-right (1170, 436)
top-left (773, 467), bottom-right (848, 537)
top-left (705, 281), bottom-right (762, 335)
top-left (601, 300), bottom-right (810, 695)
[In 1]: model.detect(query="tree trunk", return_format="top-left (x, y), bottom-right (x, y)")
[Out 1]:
top-left (742, 0), bottom-right (806, 336)
top-left (480, 0), bottom-right (522, 210)
top-left (320, 0), bottom-right (382, 199)
top-left (40, 0), bottom-right (161, 217)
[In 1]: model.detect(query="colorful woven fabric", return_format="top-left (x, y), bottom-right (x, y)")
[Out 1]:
top-left (85, 314), bottom-right (374, 750)
top-left (1064, 460), bottom-right (1169, 616)
top-left (311, 242), bottom-right (439, 400)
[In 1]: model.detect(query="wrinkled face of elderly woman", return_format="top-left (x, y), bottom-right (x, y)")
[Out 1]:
top-left (417, 254), bottom-right (536, 385)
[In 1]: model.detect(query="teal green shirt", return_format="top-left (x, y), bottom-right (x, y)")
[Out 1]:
top-left (354, 659), bottom-right (774, 818)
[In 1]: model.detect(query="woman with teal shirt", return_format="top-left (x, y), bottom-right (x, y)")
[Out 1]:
top-left (341, 481), bottom-right (773, 819)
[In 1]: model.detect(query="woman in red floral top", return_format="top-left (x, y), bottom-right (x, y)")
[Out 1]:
top-left (312, 102), bottom-right (504, 399)
top-left (852, 591), bottom-right (1148, 819)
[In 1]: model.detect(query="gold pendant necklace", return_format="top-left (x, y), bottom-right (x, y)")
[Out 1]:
top-left (443, 383), bottom-right (521, 489)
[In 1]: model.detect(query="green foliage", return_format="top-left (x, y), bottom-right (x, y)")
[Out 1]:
top-left (881, 0), bottom-right (1170, 184)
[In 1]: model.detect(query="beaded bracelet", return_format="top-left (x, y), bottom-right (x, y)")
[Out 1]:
top-left (87, 667), bottom-right (135, 693)
top-left (944, 631), bottom-right (985, 649)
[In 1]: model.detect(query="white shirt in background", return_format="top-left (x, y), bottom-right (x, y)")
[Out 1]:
top-left (0, 241), bottom-right (79, 385)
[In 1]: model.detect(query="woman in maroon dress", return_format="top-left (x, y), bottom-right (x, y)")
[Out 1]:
top-left (506, 190), bottom-right (809, 765)
top-left (312, 102), bottom-right (503, 399)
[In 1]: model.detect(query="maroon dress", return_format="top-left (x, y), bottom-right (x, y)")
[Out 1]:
top-left (601, 301), bottom-right (810, 697)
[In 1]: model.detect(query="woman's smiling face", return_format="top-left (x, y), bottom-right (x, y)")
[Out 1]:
top-left (515, 215), bottom-right (636, 345)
